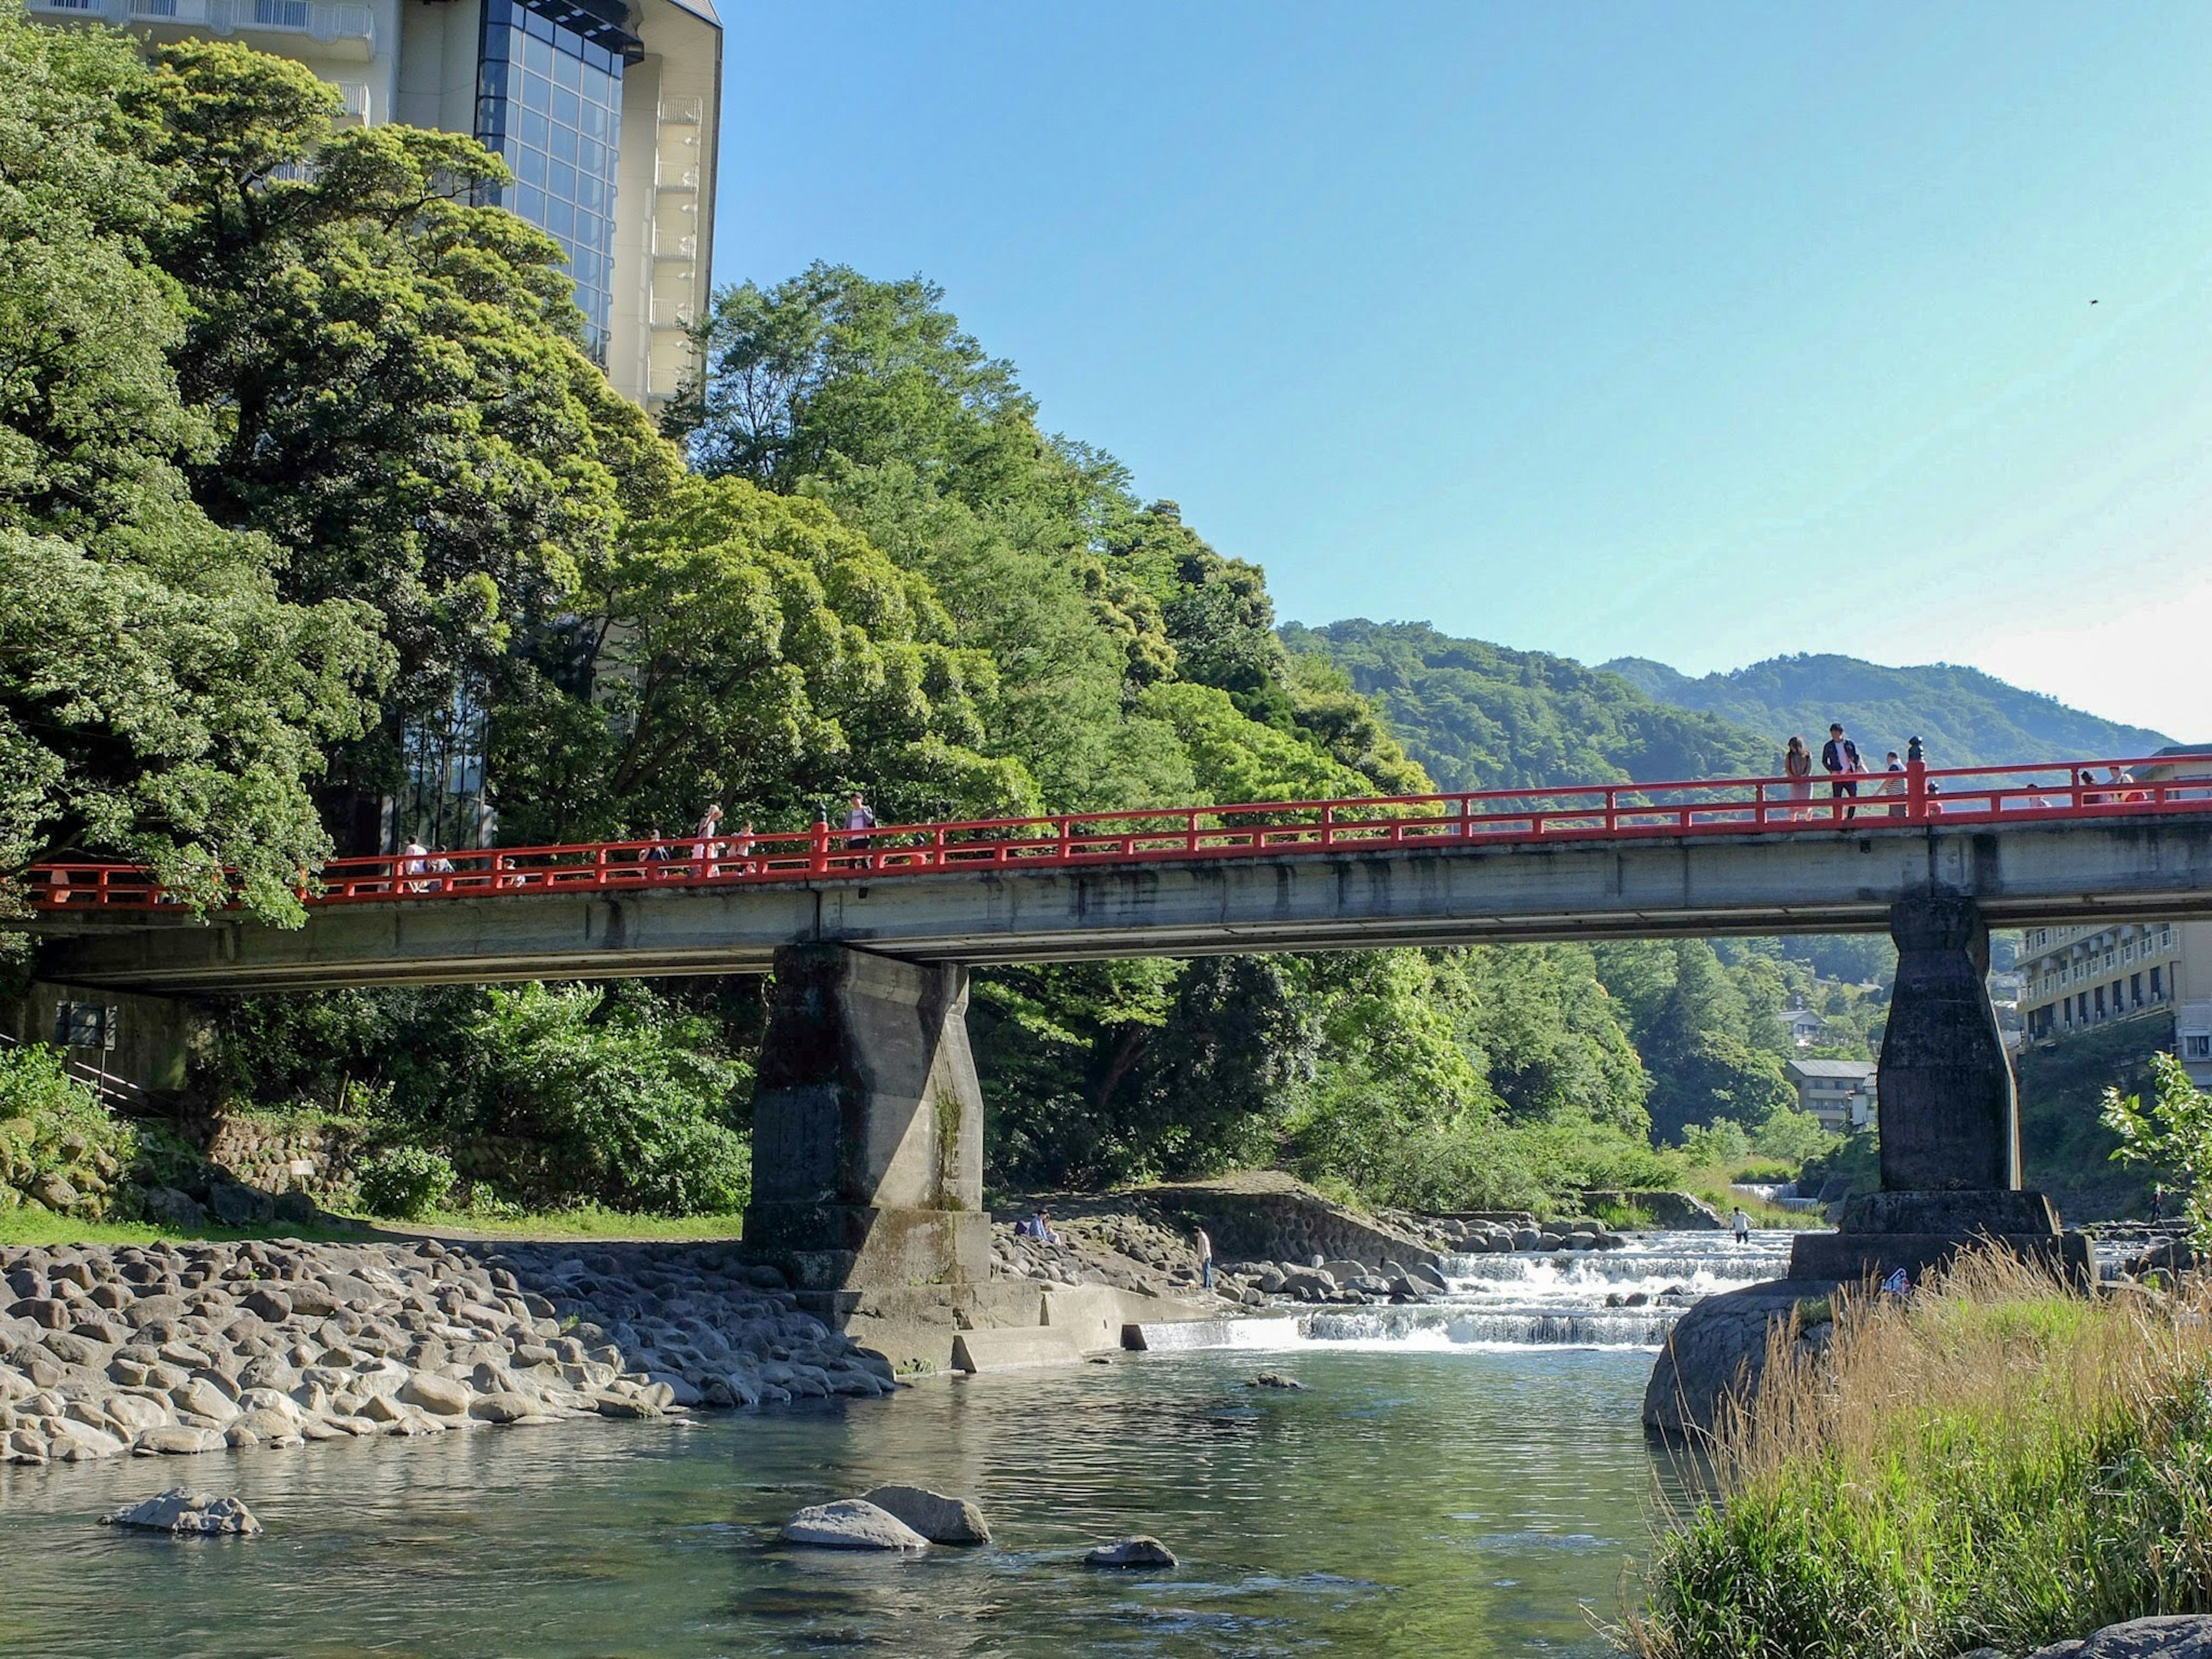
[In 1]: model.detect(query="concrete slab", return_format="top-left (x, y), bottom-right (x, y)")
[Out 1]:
top-left (950, 1326), bottom-right (1085, 1373)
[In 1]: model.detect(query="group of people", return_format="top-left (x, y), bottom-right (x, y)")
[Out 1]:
top-left (1777, 725), bottom-right (1929, 823)
top-left (642, 793), bottom-right (881, 879)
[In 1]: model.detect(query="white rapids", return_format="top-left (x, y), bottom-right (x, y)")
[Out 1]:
top-left (1137, 1230), bottom-right (1797, 1354)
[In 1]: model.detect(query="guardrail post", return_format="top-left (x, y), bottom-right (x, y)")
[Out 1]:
top-left (1906, 759), bottom-right (1928, 824)
top-left (810, 817), bottom-right (828, 876)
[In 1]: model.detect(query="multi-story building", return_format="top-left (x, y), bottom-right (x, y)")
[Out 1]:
top-left (2018, 919), bottom-right (2212, 1088)
top-left (2015, 746), bottom-right (2212, 1088)
top-left (28, 0), bottom-right (719, 410)
top-left (1785, 1058), bottom-right (1877, 1133)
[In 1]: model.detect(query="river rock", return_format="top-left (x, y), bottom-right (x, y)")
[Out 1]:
top-left (400, 1373), bottom-right (473, 1416)
top-left (132, 1425), bottom-right (223, 1456)
top-left (779, 1499), bottom-right (930, 1551)
top-left (1643, 1279), bottom-right (1835, 1437)
top-left (101, 1488), bottom-right (262, 1536)
top-left (1085, 1535), bottom-right (1177, 1569)
top-left (142, 1189), bottom-right (208, 1230)
top-left (1248, 1372), bottom-right (1303, 1389)
top-left (861, 1484), bottom-right (991, 1544)
top-left (2028, 1616), bottom-right (2212, 1658)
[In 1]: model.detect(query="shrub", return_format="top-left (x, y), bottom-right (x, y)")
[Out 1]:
top-left (0, 1044), bottom-right (135, 1211)
top-left (357, 1145), bottom-right (456, 1219)
top-left (1628, 1252), bottom-right (2212, 1658)
top-left (2103, 1051), bottom-right (2212, 1246)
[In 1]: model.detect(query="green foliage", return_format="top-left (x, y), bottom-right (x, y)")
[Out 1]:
top-left (0, 1043), bottom-right (134, 1203)
top-left (2104, 1052), bottom-right (2212, 1247)
top-left (201, 982), bottom-right (751, 1216)
top-left (1604, 651), bottom-right (2172, 772)
top-left (0, 18), bottom-right (382, 916)
top-left (356, 1144), bottom-right (456, 1221)
top-left (1750, 1107), bottom-right (1838, 1165)
top-left (1633, 1270), bottom-right (2212, 1659)
top-left (491, 475), bottom-right (1035, 843)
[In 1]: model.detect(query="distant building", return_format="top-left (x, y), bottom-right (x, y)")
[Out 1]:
top-left (1778, 1006), bottom-right (1826, 1048)
top-left (2016, 746), bottom-right (2212, 1088)
top-left (1785, 1058), bottom-right (1877, 1132)
top-left (27, 0), bottom-right (721, 411)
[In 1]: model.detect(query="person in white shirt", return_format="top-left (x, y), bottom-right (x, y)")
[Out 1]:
top-left (400, 838), bottom-right (429, 892)
top-left (845, 793), bottom-right (878, 868)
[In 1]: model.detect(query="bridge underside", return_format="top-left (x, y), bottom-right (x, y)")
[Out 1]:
top-left (26, 815), bottom-right (2212, 993)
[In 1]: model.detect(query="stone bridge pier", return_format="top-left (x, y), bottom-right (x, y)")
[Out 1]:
top-left (742, 945), bottom-right (991, 1300)
top-left (1791, 890), bottom-right (2089, 1283)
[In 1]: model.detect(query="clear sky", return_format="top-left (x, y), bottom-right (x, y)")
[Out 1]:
top-left (711, 3), bottom-right (2212, 739)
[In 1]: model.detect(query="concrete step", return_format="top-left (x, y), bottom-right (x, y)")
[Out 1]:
top-left (950, 1325), bottom-right (1086, 1373)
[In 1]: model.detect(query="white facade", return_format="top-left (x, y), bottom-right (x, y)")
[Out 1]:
top-left (28, 0), bottom-right (719, 411)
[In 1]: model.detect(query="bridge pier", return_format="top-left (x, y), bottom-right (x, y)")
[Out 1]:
top-left (1791, 892), bottom-right (2088, 1283)
top-left (742, 945), bottom-right (990, 1296)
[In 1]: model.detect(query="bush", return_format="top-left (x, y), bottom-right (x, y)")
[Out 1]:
top-left (1629, 1253), bottom-right (2212, 1658)
top-left (0, 1044), bottom-right (135, 1214)
top-left (357, 1145), bottom-right (456, 1219)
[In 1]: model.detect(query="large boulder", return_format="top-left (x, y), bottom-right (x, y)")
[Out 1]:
top-left (1643, 1279), bottom-right (1832, 1437)
top-left (779, 1499), bottom-right (929, 1551)
top-left (101, 1488), bottom-right (262, 1536)
top-left (2029, 1616), bottom-right (2212, 1658)
top-left (861, 1484), bottom-right (990, 1544)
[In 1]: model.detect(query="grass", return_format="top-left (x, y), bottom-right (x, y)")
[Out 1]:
top-left (1625, 1252), bottom-right (2212, 1659)
top-left (0, 1201), bottom-right (742, 1248)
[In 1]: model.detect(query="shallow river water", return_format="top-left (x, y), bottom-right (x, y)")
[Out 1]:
top-left (0, 1233), bottom-right (1774, 1659)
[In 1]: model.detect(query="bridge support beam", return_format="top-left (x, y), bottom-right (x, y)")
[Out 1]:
top-left (1791, 892), bottom-right (2088, 1284)
top-left (742, 945), bottom-right (990, 1296)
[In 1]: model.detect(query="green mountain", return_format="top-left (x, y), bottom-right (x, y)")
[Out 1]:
top-left (1280, 619), bottom-right (1774, 791)
top-left (1600, 653), bottom-right (2173, 771)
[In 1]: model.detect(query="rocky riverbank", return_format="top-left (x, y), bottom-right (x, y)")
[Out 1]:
top-left (1, 1237), bottom-right (889, 1470)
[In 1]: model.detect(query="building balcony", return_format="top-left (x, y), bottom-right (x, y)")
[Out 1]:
top-left (30, 0), bottom-right (378, 58)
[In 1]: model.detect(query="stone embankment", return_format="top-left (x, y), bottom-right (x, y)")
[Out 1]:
top-left (1, 1238), bottom-right (889, 1471)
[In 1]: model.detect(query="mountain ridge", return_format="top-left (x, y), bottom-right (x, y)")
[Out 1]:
top-left (1600, 652), bottom-right (2173, 770)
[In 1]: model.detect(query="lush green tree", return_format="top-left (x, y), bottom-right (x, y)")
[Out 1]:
top-left (0, 17), bottom-right (380, 916)
top-left (132, 41), bottom-right (678, 846)
top-left (489, 476), bottom-right (1033, 843)
top-left (2103, 1052), bottom-right (2212, 1248)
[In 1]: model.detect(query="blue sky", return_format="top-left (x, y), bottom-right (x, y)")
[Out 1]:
top-left (711, 3), bottom-right (2212, 739)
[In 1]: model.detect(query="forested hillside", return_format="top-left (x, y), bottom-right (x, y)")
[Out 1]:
top-left (1282, 620), bottom-right (1774, 790)
top-left (1603, 654), bottom-right (2173, 769)
top-left (0, 21), bottom-right (1837, 1222)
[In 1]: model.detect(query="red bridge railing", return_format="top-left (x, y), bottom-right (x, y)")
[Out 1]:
top-left (25, 756), bottom-right (2212, 913)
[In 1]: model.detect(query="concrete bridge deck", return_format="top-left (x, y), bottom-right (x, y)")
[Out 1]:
top-left (26, 811), bottom-right (2212, 993)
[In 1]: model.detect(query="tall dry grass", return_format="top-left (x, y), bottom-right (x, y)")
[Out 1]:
top-left (1626, 1251), bottom-right (2212, 1659)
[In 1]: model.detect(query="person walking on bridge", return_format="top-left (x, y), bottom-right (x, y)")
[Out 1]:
top-left (1880, 750), bottom-right (1907, 818)
top-left (845, 791), bottom-right (878, 869)
top-left (1821, 724), bottom-right (1862, 822)
top-left (1782, 736), bottom-right (1813, 820)
top-left (692, 804), bottom-right (724, 878)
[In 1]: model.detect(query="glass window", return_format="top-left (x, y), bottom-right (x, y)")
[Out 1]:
top-left (475, 0), bottom-right (625, 354)
top-left (2187, 1035), bottom-right (2212, 1061)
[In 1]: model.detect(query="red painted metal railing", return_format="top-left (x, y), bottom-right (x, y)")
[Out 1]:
top-left (24, 756), bottom-right (2212, 913)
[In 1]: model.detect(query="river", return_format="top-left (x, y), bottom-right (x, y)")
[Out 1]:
top-left (0, 1232), bottom-right (1782, 1658)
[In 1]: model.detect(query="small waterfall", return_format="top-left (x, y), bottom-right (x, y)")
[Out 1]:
top-left (1131, 1230), bottom-right (1800, 1355)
